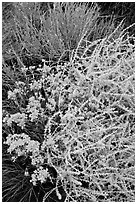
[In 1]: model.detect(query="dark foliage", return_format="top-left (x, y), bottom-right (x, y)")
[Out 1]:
top-left (97, 2), bottom-right (135, 32)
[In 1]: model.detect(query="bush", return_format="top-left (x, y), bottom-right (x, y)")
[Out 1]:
top-left (2, 21), bottom-right (135, 201)
top-left (3, 2), bottom-right (122, 67)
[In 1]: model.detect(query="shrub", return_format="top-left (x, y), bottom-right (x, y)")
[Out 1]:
top-left (3, 2), bottom-right (122, 67)
top-left (2, 22), bottom-right (135, 201)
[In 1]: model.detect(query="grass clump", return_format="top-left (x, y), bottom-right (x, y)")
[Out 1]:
top-left (3, 2), bottom-right (122, 66)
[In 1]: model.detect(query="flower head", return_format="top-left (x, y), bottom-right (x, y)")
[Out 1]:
top-left (30, 166), bottom-right (49, 185)
top-left (6, 113), bottom-right (26, 129)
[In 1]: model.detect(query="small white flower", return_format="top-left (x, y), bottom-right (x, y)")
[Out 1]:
top-left (27, 97), bottom-right (44, 121)
top-left (3, 114), bottom-right (10, 123)
top-left (26, 140), bottom-right (40, 153)
top-left (21, 67), bottom-right (28, 73)
top-left (6, 113), bottom-right (26, 129)
top-left (30, 80), bottom-right (42, 91)
top-left (8, 90), bottom-right (16, 100)
top-left (14, 88), bottom-right (21, 94)
top-left (30, 152), bottom-right (44, 166)
top-left (30, 166), bottom-right (49, 186)
top-left (16, 81), bottom-right (25, 87)
top-left (24, 168), bottom-right (29, 176)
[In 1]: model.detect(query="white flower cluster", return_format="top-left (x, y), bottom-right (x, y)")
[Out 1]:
top-left (30, 149), bottom-right (44, 166)
top-left (4, 132), bottom-right (50, 185)
top-left (27, 96), bottom-right (44, 121)
top-left (8, 89), bottom-right (21, 100)
top-left (30, 80), bottom-right (42, 91)
top-left (26, 140), bottom-right (44, 166)
top-left (4, 132), bottom-right (51, 185)
top-left (8, 81), bottom-right (26, 100)
top-left (16, 81), bottom-right (25, 87)
top-left (4, 133), bottom-right (43, 163)
top-left (21, 66), bottom-right (28, 73)
top-left (26, 140), bottom-right (40, 152)
top-left (6, 113), bottom-right (26, 129)
top-left (4, 133), bottom-right (30, 156)
top-left (30, 166), bottom-right (50, 186)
